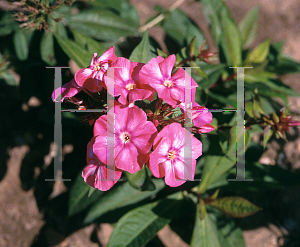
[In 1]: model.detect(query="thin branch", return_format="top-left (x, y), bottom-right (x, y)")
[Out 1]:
top-left (138, 0), bottom-right (185, 32)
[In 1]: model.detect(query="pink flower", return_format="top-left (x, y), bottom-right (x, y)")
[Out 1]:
top-left (139, 55), bottom-right (198, 107)
top-left (180, 102), bottom-right (214, 133)
top-left (75, 46), bottom-right (117, 93)
top-left (93, 105), bottom-right (157, 173)
top-left (148, 123), bottom-right (202, 187)
top-left (52, 78), bottom-right (82, 102)
top-left (82, 137), bottom-right (122, 191)
top-left (105, 57), bottom-right (155, 106)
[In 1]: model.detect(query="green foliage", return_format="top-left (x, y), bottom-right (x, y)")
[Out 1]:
top-left (84, 179), bottom-right (165, 224)
top-left (129, 30), bottom-right (155, 63)
top-left (107, 193), bottom-right (183, 247)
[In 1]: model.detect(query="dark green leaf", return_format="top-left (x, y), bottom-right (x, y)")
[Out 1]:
top-left (68, 171), bottom-right (104, 216)
top-left (198, 155), bottom-right (234, 193)
top-left (198, 64), bottom-right (225, 89)
top-left (0, 71), bottom-right (18, 86)
top-left (125, 166), bottom-right (156, 191)
top-left (72, 29), bottom-right (107, 55)
top-left (191, 205), bottom-right (224, 247)
top-left (208, 196), bottom-right (262, 218)
top-left (13, 29), bottom-right (30, 60)
top-left (84, 179), bottom-right (165, 224)
top-left (65, 10), bottom-right (137, 41)
top-left (239, 5), bottom-right (259, 49)
top-left (201, 0), bottom-right (230, 45)
top-left (40, 32), bottom-right (56, 65)
top-left (220, 13), bottom-right (242, 66)
top-left (54, 34), bottom-right (91, 68)
top-left (129, 30), bottom-right (155, 63)
top-left (0, 13), bottom-right (17, 36)
top-left (107, 193), bottom-right (183, 247)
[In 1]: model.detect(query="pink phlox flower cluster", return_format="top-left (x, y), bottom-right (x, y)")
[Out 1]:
top-left (52, 46), bottom-right (215, 191)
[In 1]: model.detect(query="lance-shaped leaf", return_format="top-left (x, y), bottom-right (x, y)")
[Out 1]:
top-left (13, 29), bottom-right (33, 61)
top-left (191, 204), bottom-right (225, 247)
top-left (40, 32), bottom-right (56, 65)
top-left (54, 34), bottom-right (91, 68)
top-left (125, 166), bottom-right (156, 191)
top-left (207, 196), bottom-right (262, 218)
top-left (65, 10), bottom-right (136, 41)
top-left (107, 192), bottom-right (183, 247)
top-left (220, 13), bottom-right (242, 66)
top-left (239, 5), bottom-right (259, 49)
top-left (129, 30), bottom-right (155, 63)
top-left (263, 125), bottom-right (273, 149)
top-left (245, 39), bottom-right (270, 64)
top-left (68, 171), bottom-right (104, 216)
top-left (84, 179), bottom-right (165, 224)
top-left (201, 0), bottom-right (230, 45)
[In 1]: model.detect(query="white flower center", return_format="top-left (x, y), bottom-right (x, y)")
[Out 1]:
top-left (120, 131), bottom-right (131, 144)
top-left (93, 64), bottom-right (101, 71)
top-left (168, 150), bottom-right (176, 160)
top-left (126, 83), bottom-right (136, 90)
top-left (164, 80), bottom-right (173, 88)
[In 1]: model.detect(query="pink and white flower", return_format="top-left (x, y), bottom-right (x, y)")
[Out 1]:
top-left (148, 123), bottom-right (202, 187)
top-left (180, 102), bottom-right (214, 133)
top-left (93, 105), bottom-right (157, 173)
top-left (52, 78), bottom-right (82, 102)
top-left (139, 55), bottom-right (198, 107)
top-left (82, 137), bottom-right (122, 191)
top-left (105, 57), bottom-right (155, 106)
top-left (75, 46), bottom-right (117, 93)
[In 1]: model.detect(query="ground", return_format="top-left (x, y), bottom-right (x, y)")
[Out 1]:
top-left (1, 0), bottom-right (300, 246)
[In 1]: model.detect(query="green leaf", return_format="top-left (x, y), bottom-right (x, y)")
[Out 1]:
top-left (198, 64), bottom-right (225, 89)
top-left (198, 155), bottom-right (234, 194)
top-left (245, 39), bottom-right (270, 64)
top-left (0, 71), bottom-right (18, 86)
top-left (54, 34), bottom-right (91, 68)
top-left (68, 171), bottom-right (104, 216)
top-left (65, 10), bottom-right (137, 41)
top-left (263, 125), bottom-right (273, 149)
top-left (220, 13), bottom-right (242, 66)
top-left (84, 179), bottom-right (165, 224)
top-left (129, 30), bottom-right (155, 63)
top-left (125, 166), bottom-right (156, 191)
top-left (0, 13), bottom-right (17, 36)
top-left (161, 9), bottom-right (204, 49)
top-left (239, 5), bottom-right (259, 49)
top-left (209, 161), bottom-right (300, 192)
top-left (208, 196), bottom-right (262, 218)
top-left (198, 198), bottom-right (207, 220)
top-left (201, 0), bottom-right (230, 45)
top-left (72, 29), bottom-right (107, 55)
top-left (245, 73), bottom-right (300, 97)
top-left (107, 193), bottom-right (183, 247)
top-left (40, 32), bottom-right (56, 65)
top-left (13, 29), bottom-right (30, 60)
top-left (191, 205), bottom-right (224, 247)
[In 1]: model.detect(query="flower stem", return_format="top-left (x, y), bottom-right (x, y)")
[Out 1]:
top-left (138, 0), bottom-right (185, 32)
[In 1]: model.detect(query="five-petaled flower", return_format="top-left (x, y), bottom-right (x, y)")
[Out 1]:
top-left (93, 105), bottom-right (157, 173)
top-left (139, 55), bottom-right (198, 107)
top-left (82, 137), bottom-right (122, 191)
top-left (106, 57), bottom-right (155, 106)
top-left (148, 123), bottom-right (202, 187)
top-left (75, 46), bottom-right (117, 93)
